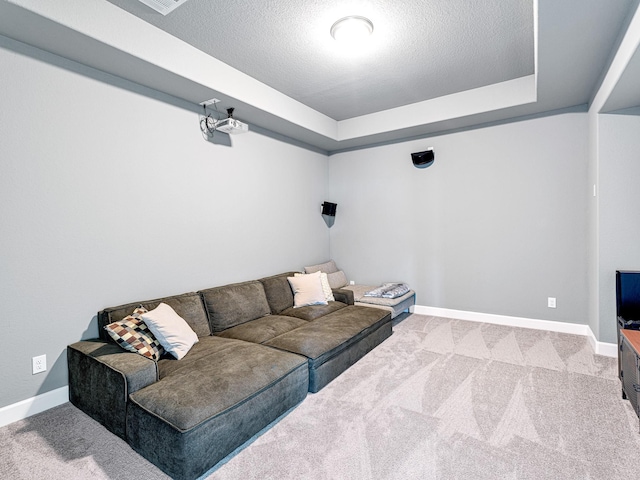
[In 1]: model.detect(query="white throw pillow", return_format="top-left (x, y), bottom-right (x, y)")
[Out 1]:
top-left (140, 302), bottom-right (199, 360)
top-left (287, 271), bottom-right (328, 308)
top-left (295, 272), bottom-right (335, 302)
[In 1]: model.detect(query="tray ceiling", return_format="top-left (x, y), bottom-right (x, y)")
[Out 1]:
top-left (0, 0), bottom-right (637, 152)
top-left (108, 0), bottom-right (535, 121)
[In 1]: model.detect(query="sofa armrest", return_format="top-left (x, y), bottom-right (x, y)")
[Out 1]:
top-left (332, 288), bottom-right (354, 305)
top-left (67, 340), bottom-right (158, 439)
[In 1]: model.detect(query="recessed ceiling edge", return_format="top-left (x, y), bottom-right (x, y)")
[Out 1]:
top-left (137, 0), bottom-right (189, 16)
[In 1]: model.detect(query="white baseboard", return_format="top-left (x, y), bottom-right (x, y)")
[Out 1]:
top-left (587, 331), bottom-right (619, 358)
top-left (0, 386), bottom-right (69, 429)
top-left (412, 305), bottom-right (617, 358)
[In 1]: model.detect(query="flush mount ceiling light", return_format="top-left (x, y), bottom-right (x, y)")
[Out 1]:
top-left (330, 16), bottom-right (374, 43)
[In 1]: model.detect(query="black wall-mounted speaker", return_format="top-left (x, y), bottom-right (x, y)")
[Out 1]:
top-left (321, 202), bottom-right (337, 216)
top-left (411, 148), bottom-right (435, 169)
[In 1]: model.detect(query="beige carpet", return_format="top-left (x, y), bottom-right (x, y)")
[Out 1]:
top-left (2, 314), bottom-right (639, 479)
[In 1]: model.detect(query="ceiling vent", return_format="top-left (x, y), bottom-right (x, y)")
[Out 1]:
top-left (137, 0), bottom-right (189, 15)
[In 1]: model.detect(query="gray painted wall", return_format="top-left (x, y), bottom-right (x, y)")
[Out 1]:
top-left (0, 42), bottom-right (329, 409)
top-left (597, 113), bottom-right (640, 344)
top-left (2, 36), bottom-right (631, 413)
top-left (329, 113), bottom-right (589, 324)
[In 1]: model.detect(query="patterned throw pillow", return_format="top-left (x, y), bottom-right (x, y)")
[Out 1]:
top-left (104, 307), bottom-right (164, 361)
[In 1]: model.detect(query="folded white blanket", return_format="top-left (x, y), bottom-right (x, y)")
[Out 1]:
top-left (364, 283), bottom-right (411, 299)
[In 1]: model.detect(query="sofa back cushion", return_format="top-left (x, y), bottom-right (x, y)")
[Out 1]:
top-left (258, 272), bottom-right (297, 314)
top-left (98, 292), bottom-right (211, 343)
top-left (200, 281), bottom-right (271, 333)
top-left (304, 260), bottom-right (338, 275)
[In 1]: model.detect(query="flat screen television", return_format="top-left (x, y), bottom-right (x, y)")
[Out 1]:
top-left (617, 270), bottom-right (640, 326)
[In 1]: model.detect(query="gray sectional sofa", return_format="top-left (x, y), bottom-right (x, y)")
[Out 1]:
top-left (67, 271), bottom-right (392, 480)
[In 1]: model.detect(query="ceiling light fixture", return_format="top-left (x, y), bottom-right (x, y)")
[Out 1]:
top-left (330, 16), bottom-right (374, 43)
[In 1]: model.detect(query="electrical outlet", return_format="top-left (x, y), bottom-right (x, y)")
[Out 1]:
top-left (32, 354), bottom-right (46, 375)
top-left (548, 297), bottom-right (557, 309)
top-left (349, 280), bottom-right (355, 285)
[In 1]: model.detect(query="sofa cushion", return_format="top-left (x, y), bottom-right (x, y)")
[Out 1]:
top-left (200, 281), bottom-right (271, 333)
top-left (258, 272), bottom-right (297, 314)
top-left (141, 303), bottom-right (199, 360)
top-left (304, 260), bottom-right (339, 275)
top-left (280, 301), bottom-right (347, 321)
top-left (131, 336), bottom-right (308, 432)
top-left (98, 292), bottom-right (211, 343)
top-left (215, 315), bottom-right (308, 344)
top-left (265, 306), bottom-right (390, 370)
top-left (157, 335), bottom-right (231, 379)
top-left (307, 318), bottom-right (392, 393)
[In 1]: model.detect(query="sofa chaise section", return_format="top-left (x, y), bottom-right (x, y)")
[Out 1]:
top-left (68, 291), bottom-right (309, 480)
top-left (69, 291), bottom-right (214, 439)
top-left (126, 336), bottom-right (308, 480)
top-left (67, 339), bottom-right (158, 439)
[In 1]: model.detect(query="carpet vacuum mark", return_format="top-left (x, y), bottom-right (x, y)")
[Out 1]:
top-left (1, 314), bottom-right (639, 480)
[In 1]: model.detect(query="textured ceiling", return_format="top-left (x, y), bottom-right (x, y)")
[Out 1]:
top-left (0, 0), bottom-right (637, 152)
top-left (107, 0), bottom-right (534, 120)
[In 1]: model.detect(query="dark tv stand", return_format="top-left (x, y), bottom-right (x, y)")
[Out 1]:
top-left (618, 328), bottom-right (640, 427)
top-left (620, 330), bottom-right (640, 413)
top-left (617, 271), bottom-right (640, 405)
